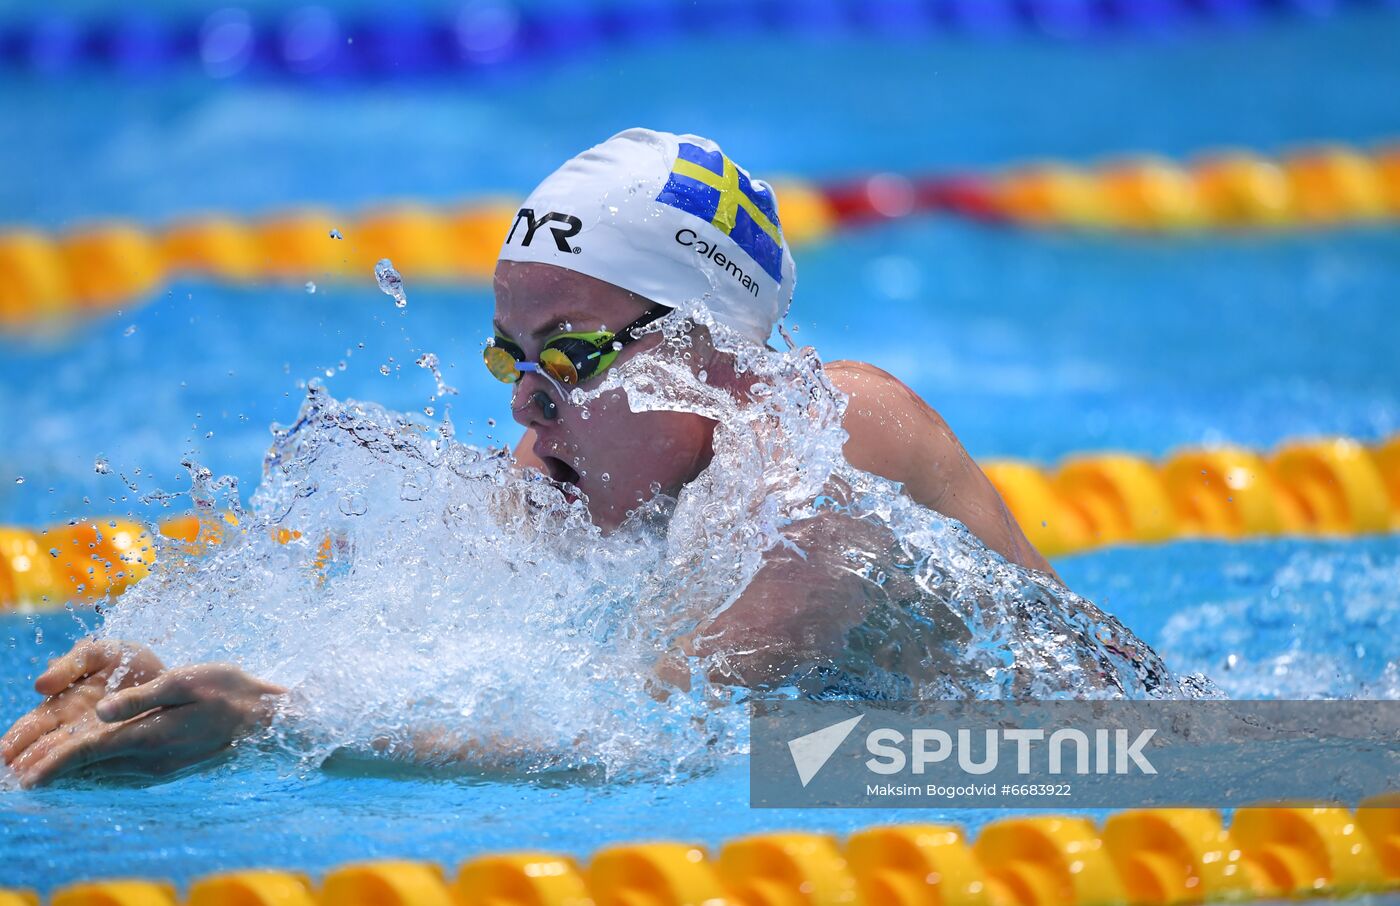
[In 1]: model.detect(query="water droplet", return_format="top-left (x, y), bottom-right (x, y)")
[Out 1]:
top-left (424, 406), bottom-right (435, 417)
top-left (48, 548), bottom-right (59, 558)
top-left (486, 418), bottom-right (496, 427)
top-left (379, 364), bottom-right (392, 376)
top-left (338, 493), bottom-right (368, 517)
top-left (123, 324), bottom-right (137, 337)
top-left (698, 369), bottom-right (708, 382)
top-left (579, 409), bottom-right (590, 420)
top-left (415, 352), bottom-right (458, 397)
top-left (305, 281), bottom-right (317, 294)
top-left (14, 477), bottom-right (23, 485)
top-left (374, 258), bottom-right (407, 308)
top-left (329, 228), bottom-right (343, 240)
top-left (600, 472), bottom-right (610, 483)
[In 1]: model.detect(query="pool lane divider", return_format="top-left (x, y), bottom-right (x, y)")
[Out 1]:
top-left (2, 433), bottom-right (1397, 612)
top-left (3, 141), bottom-right (1400, 331)
top-left (3, 0), bottom-right (1395, 82)
top-left (983, 433), bottom-right (1400, 558)
top-left (8, 799), bottom-right (1400, 906)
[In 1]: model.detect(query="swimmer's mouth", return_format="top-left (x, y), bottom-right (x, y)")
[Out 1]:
top-left (540, 455), bottom-right (581, 488)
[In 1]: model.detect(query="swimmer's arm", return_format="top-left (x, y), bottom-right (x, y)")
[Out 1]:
top-left (665, 513), bottom-right (892, 690)
top-left (368, 728), bottom-right (526, 770)
top-left (826, 360), bottom-right (1060, 582)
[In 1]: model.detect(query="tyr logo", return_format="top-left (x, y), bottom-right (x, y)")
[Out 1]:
top-left (506, 208), bottom-right (583, 253)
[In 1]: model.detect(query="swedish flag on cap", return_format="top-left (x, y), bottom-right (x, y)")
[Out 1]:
top-left (656, 143), bottom-right (786, 283)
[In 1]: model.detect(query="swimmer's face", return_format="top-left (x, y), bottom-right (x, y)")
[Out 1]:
top-left (493, 260), bottom-right (718, 531)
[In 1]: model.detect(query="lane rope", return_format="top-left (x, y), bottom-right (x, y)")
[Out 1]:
top-left (8, 797), bottom-right (1400, 905)
top-left (3, 141), bottom-right (1398, 330)
top-left (983, 433), bottom-right (1400, 558)
top-left (3, 433), bottom-right (1396, 612)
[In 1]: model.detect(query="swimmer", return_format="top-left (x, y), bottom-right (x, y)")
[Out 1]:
top-left (2, 129), bottom-right (1059, 786)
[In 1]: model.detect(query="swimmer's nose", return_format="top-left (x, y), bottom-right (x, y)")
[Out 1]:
top-left (510, 373), bottom-right (559, 426)
top-left (531, 391), bottom-right (559, 421)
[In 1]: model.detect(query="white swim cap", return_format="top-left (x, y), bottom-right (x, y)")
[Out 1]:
top-left (497, 128), bottom-right (796, 345)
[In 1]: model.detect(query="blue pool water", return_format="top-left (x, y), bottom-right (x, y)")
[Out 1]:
top-left (3, 7), bottom-right (1400, 895)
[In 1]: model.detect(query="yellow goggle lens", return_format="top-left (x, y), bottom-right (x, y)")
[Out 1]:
top-left (483, 345), bottom-right (522, 383)
top-left (538, 348), bottom-right (580, 385)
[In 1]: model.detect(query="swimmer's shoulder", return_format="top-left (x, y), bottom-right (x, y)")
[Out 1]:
top-left (826, 360), bottom-right (942, 419)
top-left (826, 360), bottom-right (1060, 579)
top-left (825, 359), bottom-right (962, 504)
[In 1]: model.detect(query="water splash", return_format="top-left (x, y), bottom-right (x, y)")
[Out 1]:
top-left (102, 309), bottom-right (1212, 780)
top-left (104, 386), bottom-right (731, 778)
top-left (1158, 546), bottom-right (1400, 699)
top-left (579, 304), bottom-right (1211, 701)
top-left (374, 259), bottom-right (407, 308)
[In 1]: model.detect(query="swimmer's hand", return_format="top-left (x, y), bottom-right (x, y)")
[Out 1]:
top-left (2, 640), bottom-right (165, 772)
top-left (1, 641), bottom-right (285, 788)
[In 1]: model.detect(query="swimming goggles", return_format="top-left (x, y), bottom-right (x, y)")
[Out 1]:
top-left (484, 306), bottom-right (670, 386)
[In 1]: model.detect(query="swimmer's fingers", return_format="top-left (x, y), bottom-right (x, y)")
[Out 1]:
top-left (1, 705), bottom-right (64, 764)
top-left (95, 673), bottom-right (198, 723)
top-left (33, 641), bottom-right (118, 696)
top-left (96, 664), bottom-right (286, 725)
top-left (32, 639), bottom-right (163, 697)
top-left (14, 717), bottom-right (178, 788)
top-left (18, 665), bottom-right (287, 786)
top-left (1, 683), bottom-right (100, 764)
top-left (14, 727), bottom-right (111, 788)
